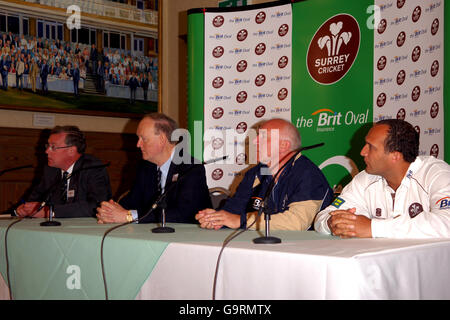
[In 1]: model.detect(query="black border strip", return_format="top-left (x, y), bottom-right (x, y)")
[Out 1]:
top-left (187, 0), bottom-right (305, 15)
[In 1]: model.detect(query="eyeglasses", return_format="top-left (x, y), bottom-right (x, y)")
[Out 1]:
top-left (45, 144), bottom-right (73, 151)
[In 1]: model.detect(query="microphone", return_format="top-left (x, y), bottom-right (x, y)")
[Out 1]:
top-left (299, 142), bottom-right (324, 152)
top-left (203, 155), bottom-right (228, 165)
top-left (0, 164), bottom-right (33, 216)
top-left (0, 164), bottom-right (33, 176)
top-left (253, 142), bottom-right (324, 244)
top-left (249, 172), bottom-right (271, 212)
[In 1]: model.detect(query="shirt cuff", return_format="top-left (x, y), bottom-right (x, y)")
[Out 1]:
top-left (370, 218), bottom-right (390, 238)
top-left (323, 215), bottom-right (332, 234)
top-left (131, 210), bottom-right (138, 223)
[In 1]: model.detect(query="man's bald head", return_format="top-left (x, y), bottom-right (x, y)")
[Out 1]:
top-left (260, 118), bottom-right (301, 151)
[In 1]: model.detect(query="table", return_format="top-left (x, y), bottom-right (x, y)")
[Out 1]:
top-left (1, 217), bottom-right (450, 299)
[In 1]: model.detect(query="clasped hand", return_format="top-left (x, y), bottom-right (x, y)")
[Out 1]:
top-left (96, 199), bottom-right (128, 224)
top-left (195, 209), bottom-right (240, 230)
top-left (327, 208), bottom-right (372, 238)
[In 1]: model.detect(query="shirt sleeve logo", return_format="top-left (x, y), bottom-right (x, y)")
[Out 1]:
top-left (435, 197), bottom-right (450, 209)
top-left (375, 208), bottom-right (382, 217)
top-left (332, 197), bottom-right (345, 208)
top-left (408, 202), bottom-right (423, 218)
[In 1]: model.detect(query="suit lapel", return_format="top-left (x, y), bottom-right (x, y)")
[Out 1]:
top-left (165, 161), bottom-right (178, 192)
top-left (67, 155), bottom-right (84, 203)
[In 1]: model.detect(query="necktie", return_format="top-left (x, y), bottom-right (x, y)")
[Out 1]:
top-left (61, 171), bottom-right (68, 203)
top-left (156, 168), bottom-right (162, 196)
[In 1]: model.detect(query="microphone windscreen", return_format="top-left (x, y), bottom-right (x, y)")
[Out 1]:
top-left (247, 172), bottom-right (270, 212)
top-left (251, 196), bottom-right (263, 211)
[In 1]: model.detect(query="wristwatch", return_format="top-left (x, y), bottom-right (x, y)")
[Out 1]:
top-left (126, 210), bottom-right (133, 222)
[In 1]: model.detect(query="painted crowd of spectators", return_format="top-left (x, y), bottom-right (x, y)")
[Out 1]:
top-left (0, 31), bottom-right (158, 96)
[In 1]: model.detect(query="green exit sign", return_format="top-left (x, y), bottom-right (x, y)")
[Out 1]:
top-left (218, 0), bottom-right (249, 7)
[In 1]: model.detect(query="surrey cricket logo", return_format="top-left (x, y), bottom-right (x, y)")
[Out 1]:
top-left (430, 102), bottom-right (439, 118)
top-left (408, 202), bottom-right (423, 218)
top-left (307, 14), bottom-right (360, 85)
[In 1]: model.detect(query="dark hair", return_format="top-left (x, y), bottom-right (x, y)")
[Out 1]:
top-left (50, 125), bottom-right (86, 153)
top-left (143, 113), bottom-right (178, 145)
top-left (376, 119), bottom-right (419, 163)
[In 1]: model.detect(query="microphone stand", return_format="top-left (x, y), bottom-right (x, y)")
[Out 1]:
top-left (39, 194), bottom-right (61, 227)
top-left (140, 155), bottom-right (228, 234)
top-left (151, 195), bottom-right (174, 233)
top-left (252, 143), bottom-right (324, 244)
top-left (253, 199), bottom-right (280, 244)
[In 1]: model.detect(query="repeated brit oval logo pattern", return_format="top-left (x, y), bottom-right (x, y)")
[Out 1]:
top-left (212, 46), bottom-right (224, 58)
top-left (236, 29), bottom-right (248, 41)
top-left (211, 168), bottom-right (223, 181)
top-left (412, 6), bottom-right (421, 23)
top-left (212, 107), bottom-right (224, 119)
top-left (212, 15), bottom-right (224, 28)
top-left (397, 108), bottom-right (406, 120)
top-left (278, 56), bottom-right (288, 69)
top-left (254, 74), bottom-right (266, 87)
top-left (376, 93), bottom-right (387, 107)
top-left (377, 56), bottom-right (387, 70)
top-left (411, 46), bottom-right (421, 62)
top-left (430, 102), bottom-right (439, 118)
top-left (430, 60), bottom-right (439, 77)
top-left (255, 42), bottom-right (266, 55)
top-left (236, 60), bottom-right (247, 72)
top-left (255, 11), bottom-right (266, 24)
top-left (278, 24), bottom-right (289, 37)
top-left (396, 70), bottom-right (406, 85)
top-left (212, 76), bottom-right (224, 89)
top-left (373, 0), bottom-right (444, 159)
top-left (396, 31), bottom-right (406, 47)
top-left (430, 144), bottom-right (439, 157)
top-left (431, 18), bottom-right (439, 35)
top-left (255, 105), bottom-right (266, 118)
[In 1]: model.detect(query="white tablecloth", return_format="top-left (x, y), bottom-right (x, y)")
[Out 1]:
top-left (1, 218), bottom-right (449, 300)
top-left (137, 236), bottom-right (450, 299)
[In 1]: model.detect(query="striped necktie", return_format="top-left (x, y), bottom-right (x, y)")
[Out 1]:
top-left (61, 171), bottom-right (69, 203)
top-left (156, 168), bottom-right (162, 196)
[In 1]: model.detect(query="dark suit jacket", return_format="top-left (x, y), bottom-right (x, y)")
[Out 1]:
top-left (120, 157), bottom-right (212, 224)
top-left (27, 154), bottom-right (112, 218)
top-left (40, 64), bottom-right (49, 80)
top-left (71, 67), bottom-right (80, 82)
top-left (141, 78), bottom-right (149, 90)
top-left (128, 77), bottom-right (139, 90)
top-left (90, 48), bottom-right (98, 61)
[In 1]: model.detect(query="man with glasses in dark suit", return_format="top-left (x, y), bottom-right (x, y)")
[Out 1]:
top-left (15, 126), bottom-right (112, 218)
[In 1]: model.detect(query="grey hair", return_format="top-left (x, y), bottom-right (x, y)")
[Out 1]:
top-left (143, 113), bottom-right (179, 145)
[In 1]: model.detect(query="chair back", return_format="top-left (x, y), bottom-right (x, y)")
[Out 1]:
top-left (209, 187), bottom-right (230, 210)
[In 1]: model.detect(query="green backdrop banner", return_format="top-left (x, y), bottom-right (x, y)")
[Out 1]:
top-left (291, 0), bottom-right (373, 191)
